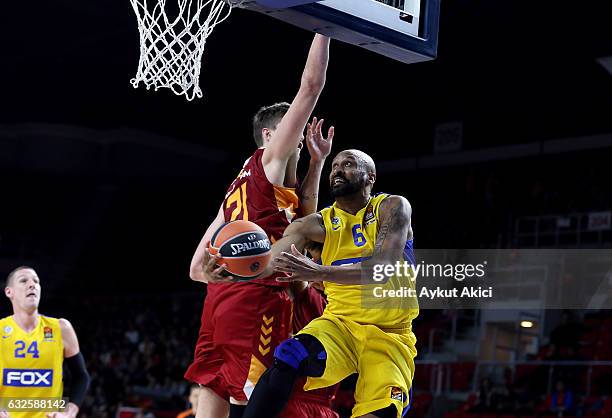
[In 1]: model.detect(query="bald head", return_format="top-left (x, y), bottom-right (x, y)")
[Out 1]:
top-left (335, 149), bottom-right (376, 175)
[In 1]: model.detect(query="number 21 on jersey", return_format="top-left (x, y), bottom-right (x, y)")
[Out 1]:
top-left (226, 183), bottom-right (249, 221)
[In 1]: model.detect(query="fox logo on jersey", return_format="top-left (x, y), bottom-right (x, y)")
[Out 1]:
top-left (3, 369), bottom-right (53, 387)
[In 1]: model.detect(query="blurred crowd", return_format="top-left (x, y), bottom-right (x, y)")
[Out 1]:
top-left (55, 294), bottom-right (203, 417)
top-left (446, 310), bottom-right (612, 418)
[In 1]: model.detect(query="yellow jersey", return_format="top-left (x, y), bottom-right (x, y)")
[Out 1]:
top-left (319, 193), bottom-right (419, 329)
top-left (0, 315), bottom-right (64, 418)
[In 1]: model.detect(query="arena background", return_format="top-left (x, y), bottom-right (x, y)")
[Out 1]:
top-left (1, 1), bottom-right (612, 417)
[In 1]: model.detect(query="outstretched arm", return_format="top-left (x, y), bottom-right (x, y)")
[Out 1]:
top-left (275, 196), bottom-right (412, 285)
top-left (259, 213), bottom-right (326, 279)
top-left (299, 117), bottom-right (334, 215)
top-left (262, 34), bottom-right (330, 186)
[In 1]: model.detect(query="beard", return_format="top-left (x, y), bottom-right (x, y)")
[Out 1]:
top-left (330, 176), bottom-right (366, 198)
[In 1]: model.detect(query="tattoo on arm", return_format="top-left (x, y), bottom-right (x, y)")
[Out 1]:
top-left (374, 206), bottom-right (395, 256)
top-left (373, 196), bottom-right (411, 260)
top-left (301, 193), bottom-right (318, 202)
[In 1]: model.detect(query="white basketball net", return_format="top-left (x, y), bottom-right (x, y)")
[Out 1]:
top-left (130, 0), bottom-right (239, 100)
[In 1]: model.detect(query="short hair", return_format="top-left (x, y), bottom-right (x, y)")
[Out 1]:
top-left (252, 102), bottom-right (290, 147)
top-left (5, 266), bottom-right (34, 288)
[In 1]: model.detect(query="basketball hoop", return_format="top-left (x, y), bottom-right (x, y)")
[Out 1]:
top-left (130, 0), bottom-right (242, 100)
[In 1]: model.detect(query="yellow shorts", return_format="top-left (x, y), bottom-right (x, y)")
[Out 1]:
top-left (298, 313), bottom-right (417, 418)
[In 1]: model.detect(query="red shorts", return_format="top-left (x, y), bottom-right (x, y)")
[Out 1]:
top-left (184, 281), bottom-right (291, 402)
top-left (279, 398), bottom-right (339, 418)
top-left (277, 377), bottom-right (338, 418)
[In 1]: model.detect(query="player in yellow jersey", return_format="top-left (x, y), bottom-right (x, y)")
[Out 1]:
top-left (243, 149), bottom-right (418, 418)
top-left (0, 267), bottom-right (90, 418)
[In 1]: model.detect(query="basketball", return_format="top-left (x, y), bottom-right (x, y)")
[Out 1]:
top-left (208, 220), bottom-right (272, 280)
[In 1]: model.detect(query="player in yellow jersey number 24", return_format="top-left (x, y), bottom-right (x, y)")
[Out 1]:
top-left (0, 267), bottom-right (91, 418)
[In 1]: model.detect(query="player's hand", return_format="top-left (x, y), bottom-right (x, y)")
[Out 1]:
top-left (46, 402), bottom-right (79, 418)
top-left (305, 116), bottom-right (334, 163)
top-left (46, 413), bottom-right (72, 418)
top-left (274, 244), bottom-right (326, 282)
top-left (201, 243), bottom-right (236, 283)
top-left (0, 410), bottom-right (10, 418)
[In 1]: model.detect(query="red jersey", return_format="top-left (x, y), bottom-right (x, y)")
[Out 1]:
top-left (292, 285), bottom-right (328, 332)
top-left (221, 148), bottom-right (300, 286)
top-left (186, 151), bottom-right (299, 399)
top-left (223, 148), bottom-right (300, 239)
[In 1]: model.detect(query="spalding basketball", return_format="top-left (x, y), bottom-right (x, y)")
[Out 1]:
top-left (208, 220), bottom-right (271, 280)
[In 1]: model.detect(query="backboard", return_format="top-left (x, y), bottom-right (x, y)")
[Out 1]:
top-left (238, 0), bottom-right (440, 64)
top-left (129, 0), bottom-right (440, 100)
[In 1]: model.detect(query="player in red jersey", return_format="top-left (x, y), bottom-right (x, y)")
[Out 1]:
top-left (186, 34), bottom-right (332, 418)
